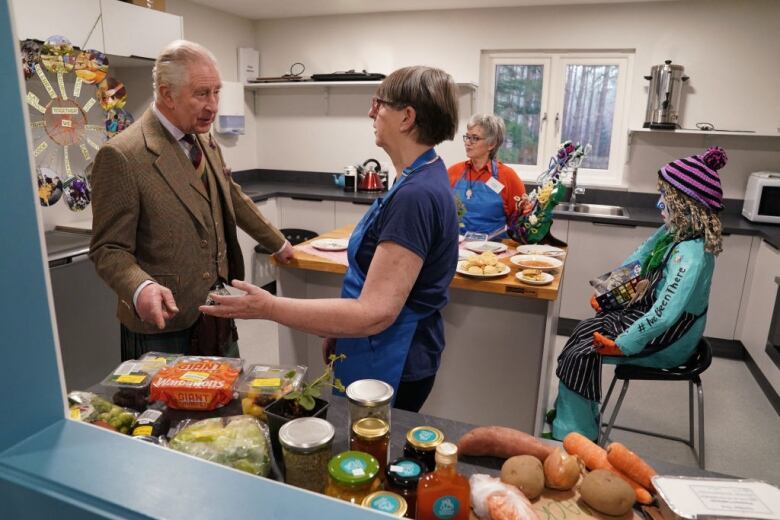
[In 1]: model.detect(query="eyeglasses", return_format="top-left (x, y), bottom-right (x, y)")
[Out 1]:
top-left (369, 96), bottom-right (398, 113)
top-left (463, 134), bottom-right (486, 144)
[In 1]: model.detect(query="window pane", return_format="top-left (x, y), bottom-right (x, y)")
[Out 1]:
top-left (561, 65), bottom-right (618, 170)
top-left (493, 64), bottom-right (543, 165)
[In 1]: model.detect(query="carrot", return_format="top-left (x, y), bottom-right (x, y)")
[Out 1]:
top-left (563, 433), bottom-right (653, 505)
top-left (607, 442), bottom-right (657, 491)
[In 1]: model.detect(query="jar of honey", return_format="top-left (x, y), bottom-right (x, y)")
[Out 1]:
top-left (325, 451), bottom-right (381, 504)
top-left (362, 491), bottom-right (408, 517)
top-left (403, 426), bottom-right (444, 471)
top-left (350, 417), bottom-right (390, 477)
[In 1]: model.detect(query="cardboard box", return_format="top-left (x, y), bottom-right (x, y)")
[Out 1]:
top-left (130, 0), bottom-right (166, 12)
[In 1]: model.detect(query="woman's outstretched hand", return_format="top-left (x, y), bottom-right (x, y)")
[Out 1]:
top-left (593, 332), bottom-right (623, 356)
top-left (590, 294), bottom-right (602, 313)
top-left (199, 280), bottom-right (273, 320)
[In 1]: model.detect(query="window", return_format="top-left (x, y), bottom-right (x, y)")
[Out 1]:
top-left (481, 52), bottom-right (632, 186)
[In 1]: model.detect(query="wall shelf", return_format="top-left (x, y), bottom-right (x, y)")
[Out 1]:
top-left (245, 80), bottom-right (478, 91)
top-left (629, 128), bottom-right (780, 139)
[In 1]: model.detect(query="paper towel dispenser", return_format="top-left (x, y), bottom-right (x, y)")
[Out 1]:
top-left (216, 81), bottom-right (245, 135)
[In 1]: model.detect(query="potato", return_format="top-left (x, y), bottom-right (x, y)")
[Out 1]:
top-left (500, 455), bottom-right (545, 499)
top-left (580, 469), bottom-right (635, 516)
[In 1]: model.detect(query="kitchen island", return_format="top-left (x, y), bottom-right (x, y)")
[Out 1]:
top-left (275, 225), bottom-right (566, 435)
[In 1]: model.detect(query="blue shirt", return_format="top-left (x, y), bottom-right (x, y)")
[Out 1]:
top-left (356, 158), bottom-right (459, 381)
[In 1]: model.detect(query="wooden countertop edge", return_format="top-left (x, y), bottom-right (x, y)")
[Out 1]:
top-left (273, 226), bottom-right (563, 301)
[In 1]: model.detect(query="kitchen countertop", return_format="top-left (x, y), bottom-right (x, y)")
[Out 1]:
top-left (234, 170), bottom-right (780, 249)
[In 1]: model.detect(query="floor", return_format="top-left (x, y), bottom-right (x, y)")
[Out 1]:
top-left (547, 335), bottom-right (780, 486)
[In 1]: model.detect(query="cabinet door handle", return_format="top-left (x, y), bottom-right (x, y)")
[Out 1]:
top-left (591, 221), bottom-right (637, 229)
top-left (291, 196), bottom-right (324, 202)
top-left (351, 200), bottom-right (374, 206)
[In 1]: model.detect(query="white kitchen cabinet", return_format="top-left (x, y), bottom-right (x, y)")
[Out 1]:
top-left (100, 0), bottom-right (181, 59)
top-left (737, 239), bottom-right (780, 393)
top-left (277, 197), bottom-right (335, 235)
top-left (559, 220), bottom-right (648, 321)
top-left (703, 234), bottom-right (752, 339)
top-left (11, 0), bottom-right (103, 51)
top-left (334, 200), bottom-right (371, 228)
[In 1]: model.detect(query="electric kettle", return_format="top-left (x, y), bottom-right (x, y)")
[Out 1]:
top-left (357, 159), bottom-right (385, 192)
top-left (643, 60), bottom-right (689, 129)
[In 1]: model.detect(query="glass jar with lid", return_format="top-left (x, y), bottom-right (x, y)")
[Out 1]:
top-left (385, 457), bottom-right (428, 518)
top-left (279, 417), bottom-right (335, 493)
top-left (362, 491), bottom-right (408, 518)
top-left (403, 426), bottom-right (444, 472)
top-left (346, 379), bottom-right (393, 430)
top-left (350, 417), bottom-right (390, 477)
top-left (325, 451), bottom-right (381, 504)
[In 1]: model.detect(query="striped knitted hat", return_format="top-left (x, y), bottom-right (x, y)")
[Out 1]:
top-left (658, 147), bottom-right (727, 212)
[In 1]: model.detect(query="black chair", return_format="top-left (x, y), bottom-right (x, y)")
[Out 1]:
top-left (254, 228), bottom-right (319, 254)
top-left (598, 339), bottom-right (712, 468)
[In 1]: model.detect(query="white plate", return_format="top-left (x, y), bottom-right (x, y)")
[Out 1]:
top-left (458, 249), bottom-right (476, 261)
top-left (459, 234), bottom-right (466, 243)
top-left (516, 244), bottom-right (565, 257)
top-left (516, 271), bottom-right (554, 285)
top-left (509, 254), bottom-right (563, 271)
top-left (310, 238), bottom-right (348, 251)
top-left (464, 241), bottom-right (508, 254)
top-left (456, 262), bottom-right (511, 278)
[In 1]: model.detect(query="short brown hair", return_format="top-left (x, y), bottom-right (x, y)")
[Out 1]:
top-left (375, 66), bottom-right (459, 146)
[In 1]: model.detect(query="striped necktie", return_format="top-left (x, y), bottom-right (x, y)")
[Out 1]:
top-left (181, 134), bottom-right (203, 170)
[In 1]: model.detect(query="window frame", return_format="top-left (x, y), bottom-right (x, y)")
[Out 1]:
top-left (481, 51), bottom-right (633, 188)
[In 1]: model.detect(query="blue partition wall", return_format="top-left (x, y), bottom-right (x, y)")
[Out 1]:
top-left (0, 3), bottom-right (384, 517)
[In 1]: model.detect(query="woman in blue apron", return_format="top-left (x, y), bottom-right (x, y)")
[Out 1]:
top-left (200, 66), bottom-right (460, 412)
top-left (550, 147), bottom-right (728, 440)
top-left (448, 114), bottom-right (526, 238)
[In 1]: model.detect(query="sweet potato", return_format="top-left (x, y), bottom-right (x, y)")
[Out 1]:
top-left (458, 426), bottom-right (553, 462)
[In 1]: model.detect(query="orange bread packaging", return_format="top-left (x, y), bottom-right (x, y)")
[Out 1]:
top-left (150, 358), bottom-right (240, 411)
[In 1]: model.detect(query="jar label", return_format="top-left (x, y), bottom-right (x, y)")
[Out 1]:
top-left (413, 428), bottom-right (437, 443)
top-left (370, 495), bottom-right (401, 513)
top-left (340, 456), bottom-right (367, 477)
top-left (433, 496), bottom-right (460, 519)
top-left (391, 460), bottom-right (421, 478)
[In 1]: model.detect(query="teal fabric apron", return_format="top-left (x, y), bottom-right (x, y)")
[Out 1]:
top-left (334, 149), bottom-right (439, 399)
top-left (453, 159), bottom-right (506, 238)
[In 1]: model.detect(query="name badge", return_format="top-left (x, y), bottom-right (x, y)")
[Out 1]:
top-left (486, 176), bottom-right (504, 194)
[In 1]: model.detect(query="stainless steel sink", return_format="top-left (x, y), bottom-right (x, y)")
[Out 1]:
top-left (554, 203), bottom-right (630, 219)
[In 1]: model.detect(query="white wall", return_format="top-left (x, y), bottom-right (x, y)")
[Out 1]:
top-left (253, 0), bottom-right (780, 196)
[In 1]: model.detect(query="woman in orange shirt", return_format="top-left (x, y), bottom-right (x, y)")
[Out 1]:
top-left (448, 114), bottom-right (526, 238)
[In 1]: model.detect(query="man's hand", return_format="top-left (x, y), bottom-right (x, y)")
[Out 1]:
top-left (590, 294), bottom-right (602, 313)
top-left (137, 283), bottom-right (179, 329)
top-left (593, 332), bottom-right (623, 356)
top-left (199, 279), bottom-right (273, 320)
top-left (322, 337), bottom-right (336, 364)
top-left (272, 241), bottom-right (295, 264)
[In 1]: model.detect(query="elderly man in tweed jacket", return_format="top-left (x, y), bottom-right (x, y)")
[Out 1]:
top-left (89, 40), bottom-right (292, 360)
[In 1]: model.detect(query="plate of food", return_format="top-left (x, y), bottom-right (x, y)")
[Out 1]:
top-left (516, 244), bottom-right (565, 257)
top-left (516, 269), bottom-right (554, 285)
top-left (509, 254), bottom-right (563, 271)
top-left (310, 238), bottom-right (349, 251)
top-left (456, 251), bottom-right (510, 278)
top-left (458, 249), bottom-right (476, 261)
top-left (464, 241), bottom-right (508, 254)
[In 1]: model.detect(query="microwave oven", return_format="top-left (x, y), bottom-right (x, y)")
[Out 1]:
top-left (742, 171), bottom-right (780, 224)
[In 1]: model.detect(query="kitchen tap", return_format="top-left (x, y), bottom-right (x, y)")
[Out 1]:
top-left (568, 167), bottom-right (586, 205)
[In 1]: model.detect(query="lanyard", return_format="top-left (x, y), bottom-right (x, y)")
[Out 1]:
top-left (465, 159), bottom-right (497, 200)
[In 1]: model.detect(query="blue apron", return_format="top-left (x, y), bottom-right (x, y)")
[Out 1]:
top-left (334, 149), bottom-right (439, 399)
top-left (453, 159), bottom-right (506, 238)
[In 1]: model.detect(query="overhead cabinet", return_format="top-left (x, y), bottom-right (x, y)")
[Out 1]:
top-left (11, 0), bottom-right (104, 51)
top-left (10, 0), bottom-right (181, 60)
top-left (100, 0), bottom-right (182, 60)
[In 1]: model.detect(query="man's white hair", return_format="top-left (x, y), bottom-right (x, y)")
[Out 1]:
top-left (153, 40), bottom-right (218, 101)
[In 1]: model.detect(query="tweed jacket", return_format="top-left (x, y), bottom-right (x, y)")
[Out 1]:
top-left (89, 108), bottom-right (285, 333)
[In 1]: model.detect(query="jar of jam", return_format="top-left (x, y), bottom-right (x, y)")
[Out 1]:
top-left (362, 491), bottom-right (408, 518)
top-left (350, 417), bottom-right (390, 477)
top-left (385, 457), bottom-right (428, 518)
top-left (279, 417), bottom-right (334, 493)
top-left (403, 426), bottom-right (444, 471)
top-left (346, 379), bottom-right (393, 430)
top-left (325, 451), bottom-right (381, 504)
